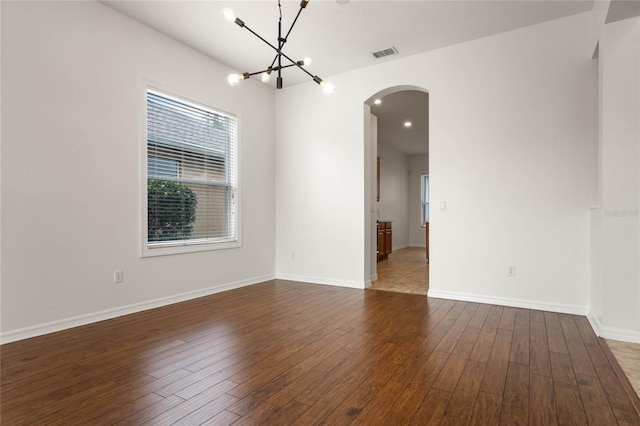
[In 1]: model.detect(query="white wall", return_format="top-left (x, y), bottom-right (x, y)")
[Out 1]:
top-left (409, 155), bottom-right (429, 247)
top-left (275, 12), bottom-right (597, 314)
top-left (274, 83), bottom-right (365, 288)
top-left (1, 1), bottom-right (276, 341)
top-left (377, 141), bottom-right (409, 250)
top-left (591, 16), bottom-right (640, 342)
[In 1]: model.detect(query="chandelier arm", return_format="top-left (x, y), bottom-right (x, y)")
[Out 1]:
top-left (242, 23), bottom-right (315, 80)
top-left (286, 56), bottom-right (316, 79)
top-left (277, 10), bottom-right (283, 88)
top-left (241, 24), bottom-right (282, 57)
top-left (283, 5), bottom-right (305, 46)
top-left (269, 3), bottom-right (305, 69)
top-left (245, 62), bottom-right (301, 77)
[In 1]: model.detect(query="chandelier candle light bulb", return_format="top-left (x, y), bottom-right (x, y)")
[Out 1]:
top-left (227, 73), bottom-right (248, 86)
top-left (223, 8), bottom-right (235, 21)
top-left (321, 81), bottom-right (335, 94)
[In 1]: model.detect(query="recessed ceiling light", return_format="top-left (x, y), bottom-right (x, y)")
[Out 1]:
top-left (404, 121), bottom-right (412, 127)
top-left (374, 99), bottom-right (382, 105)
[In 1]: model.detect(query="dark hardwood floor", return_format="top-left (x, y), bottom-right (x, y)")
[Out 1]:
top-left (1, 280), bottom-right (638, 425)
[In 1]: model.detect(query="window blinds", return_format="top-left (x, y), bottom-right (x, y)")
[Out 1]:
top-left (146, 90), bottom-right (238, 246)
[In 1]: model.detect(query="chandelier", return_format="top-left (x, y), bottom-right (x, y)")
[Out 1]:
top-left (224, 0), bottom-right (334, 94)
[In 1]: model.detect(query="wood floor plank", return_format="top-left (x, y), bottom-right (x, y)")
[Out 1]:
top-left (479, 328), bottom-right (513, 396)
top-left (1, 280), bottom-right (636, 426)
top-left (411, 388), bottom-right (452, 425)
top-left (529, 373), bottom-right (558, 426)
top-left (452, 325), bottom-right (482, 358)
top-left (529, 312), bottom-right (552, 377)
top-left (232, 330), bottom-right (355, 405)
top-left (221, 401), bottom-right (282, 426)
top-left (265, 340), bottom-right (357, 408)
top-left (290, 342), bottom-right (399, 424)
top-left (381, 350), bottom-right (450, 423)
top-left (440, 359), bottom-right (487, 425)
top-left (80, 392), bottom-right (165, 425)
top-left (350, 375), bottom-right (405, 425)
top-left (200, 409), bottom-right (241, 426)
top-left (574, 316), bottom-right (599, 345)
top-left (319, 343), bottom-right (411, 425)
top-left (560, 316), bottom-right (597, 378)
top-left (147, 379), bottom-right (239, 425)
top-left (432, 354), bottom-right (468, 392)
top-left (289, 343), bottom-right (390, 408)
top-left (434, 303), bottom-right (478, 353)
top-left (116, 394), bottom-right (186, 425)
top-left (499, 306), bottom-right (517, 330)
top-left (226, 329), bottom-right (348, 399)
top-left (576, 373), bottom-right (618, 425)
top-left (469, 305), bottom-right (503, 363)
top-left (469, 391), bottom-right (502, 425)
top-left (468, 303), bottom-right (491, 328)
top-left (509, 308), bottom-right (530, 366)
top-left (261, 400), bottom-right (309, 425)
top-left (550, 352), bottom-right (588, 425)
top-left (544, 312), bottom-right (568, 354)
top-left (500, 362), bottom-right (529, 425)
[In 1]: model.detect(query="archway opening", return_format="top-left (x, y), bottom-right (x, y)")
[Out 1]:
top-left (364, 86), bottom-right (429, 295)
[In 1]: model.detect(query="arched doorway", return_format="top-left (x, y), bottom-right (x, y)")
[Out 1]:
top-left (364, 86), bottom-right (429, 294)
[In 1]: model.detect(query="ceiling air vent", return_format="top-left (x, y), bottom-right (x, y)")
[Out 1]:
top-left (372, 47), bottom-right (398, 59)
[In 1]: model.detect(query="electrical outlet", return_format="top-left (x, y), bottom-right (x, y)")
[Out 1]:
top-left (507, 266), bottom-right (516, 276)
top-left (114, 270), bottom-right (123, 283)
top-left (290, 252), bottom-right (296, 260)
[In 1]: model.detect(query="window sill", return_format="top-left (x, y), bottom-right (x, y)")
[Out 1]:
top-left (142, 239), bottom-right (241, 257)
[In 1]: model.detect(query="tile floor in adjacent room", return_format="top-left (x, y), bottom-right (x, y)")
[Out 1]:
top-left (370, 247), bottom-right (429, 295)
top-left (607, 339), bottom-right (640, 398)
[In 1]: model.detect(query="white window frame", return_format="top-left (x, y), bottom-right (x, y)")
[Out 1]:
top-left (140, 82), bottom-right (241, 257)
top-left (421, 174), bottom-right (429, 228)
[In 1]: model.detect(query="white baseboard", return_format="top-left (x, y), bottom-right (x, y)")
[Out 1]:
top-left (370, 273), bottom-right (378, 283)
top-left (587, 313), bottom-right (640, 343)
top-left (427, 289), bottom-right (590, 316)
top-left (0, 274), bottom-right (275, 345)
top-left (392, 244), bottom-right (410, 251)
top-left (276, 273), bottom-right (365, 290)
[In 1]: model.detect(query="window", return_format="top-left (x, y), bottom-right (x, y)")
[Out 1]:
top-left (144, 89), bottom-right (238, 254)
top-left (421, 174), bottom-right (429, 227)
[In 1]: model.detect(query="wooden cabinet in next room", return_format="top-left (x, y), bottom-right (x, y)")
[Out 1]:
top-left (377, 221), bottom-right (392, 262)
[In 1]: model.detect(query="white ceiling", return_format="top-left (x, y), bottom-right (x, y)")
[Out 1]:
top-left (372, 90), bottom-right (429, 155)
top-left (102, 0), bottom-right (596, 155)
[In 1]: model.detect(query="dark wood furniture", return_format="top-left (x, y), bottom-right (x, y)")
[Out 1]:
top-left (377, 221), bottom-right (392, 262)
